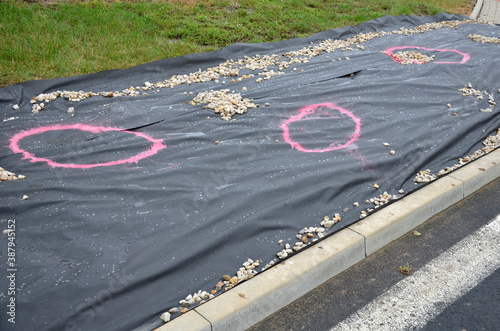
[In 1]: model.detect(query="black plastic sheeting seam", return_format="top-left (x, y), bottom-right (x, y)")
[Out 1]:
top-left (1, 13), bottom-right (499, 331)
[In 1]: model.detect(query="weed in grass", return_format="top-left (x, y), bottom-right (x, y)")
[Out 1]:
top-left (397, 262), bottom-right (412, 275)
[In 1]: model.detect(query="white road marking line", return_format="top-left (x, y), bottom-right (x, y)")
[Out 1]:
top-left (331, 214), bottom-right (500, 331)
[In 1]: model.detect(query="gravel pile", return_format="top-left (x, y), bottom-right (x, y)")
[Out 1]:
top-left (191, 89), bottom-right (258, 120)
top-left (0, 167), bottom-right (25, 182)
top-left (468, 33), bottom-right (500, 44)
top-left (437, 128), bottom-right (500, 176)
top-left (387, 50), bottom-right (435, 64)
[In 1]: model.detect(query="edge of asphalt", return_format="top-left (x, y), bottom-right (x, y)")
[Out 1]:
top-left (156, 146), bottom-right (500, 331)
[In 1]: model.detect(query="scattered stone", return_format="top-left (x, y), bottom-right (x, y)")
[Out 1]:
top-left (383, 142), bottom-right (390, 147)
top-left (13, 104), bottom-right (19, 110)
top-left (389, 150), bottom-right (396, 155)
top-left (436, 128), bottom-right (500, 177)
top-left (168, 307), bottom-right (179, 314)
top-left (413, 230), bottom-right (422, 237)
top-left (222, 275), bottom-right (231, 281)
top-left (160, 312), bottom-right (171, 322)
top-left (22, 195), bottom-right (28, 200)
top-left (413, 169), bottom-right (436, 183)
top-left (373, 183), bottom-right (380, 189)
top-left (180, 308), bottom-right (188, 314)
top-left (363, 191), bottom-right (399, 211)
top-left (3, 116), bottom-right (19, 122)
top-left (398, 189), bottom-right (405, 194)
top-left (459, 84), bottom-right (496, 112)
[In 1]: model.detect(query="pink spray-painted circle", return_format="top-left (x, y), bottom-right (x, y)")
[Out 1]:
top-left (281, 103), bottom-right (361, 153)
top-left (9, 124), bottom-right (166, 169)
top-left (384, 46), bottom-right (470, 64)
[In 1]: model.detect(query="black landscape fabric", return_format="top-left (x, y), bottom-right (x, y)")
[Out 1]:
top-left (1, 13), bottom-right (500, 331)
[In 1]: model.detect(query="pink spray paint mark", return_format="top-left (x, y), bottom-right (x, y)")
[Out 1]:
top-left (9, 124), bottom-right (166, 169)
top-left (281, 103), bottom-right (361, 153)
top-left (384, 46), bottom-right (470, 64)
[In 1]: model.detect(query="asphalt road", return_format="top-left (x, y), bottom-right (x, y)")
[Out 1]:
top-left (249, 177), bottom-right (500, 331)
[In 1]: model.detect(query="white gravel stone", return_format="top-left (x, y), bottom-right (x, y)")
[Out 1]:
top-left (160, 312), bottom-right (171, 322)
top-left (168, 307), bottom-right (179, 314)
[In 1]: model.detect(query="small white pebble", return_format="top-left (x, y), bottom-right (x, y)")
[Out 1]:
top-left (160, 312), bottom-right (171, 322)
top-left (67, 107), bottom-right (74, 113)
top-left (389, 150), bottom-right (395, 155)
top-left (383, 142), bottom-right (390, 147)
top-left (447, 103), bottom-right (452, 108)
top-left (22, 195), bottom-right (28, 200)
top-left (13, 104), bottom-right (19, 110)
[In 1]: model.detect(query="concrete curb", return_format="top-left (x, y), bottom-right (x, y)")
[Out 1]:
top-left (155, 148), bottom-right (500, 331)
top-left (471, 0), bottom-right (484, 20)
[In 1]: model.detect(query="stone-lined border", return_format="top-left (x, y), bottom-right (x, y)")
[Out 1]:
top-left (471, 0), bottom-right (484, 20)
top-left (155, 148), bottom-right (500, 331)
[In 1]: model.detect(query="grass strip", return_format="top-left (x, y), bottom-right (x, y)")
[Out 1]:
top-left (0, 0), bottom-right (473, 87)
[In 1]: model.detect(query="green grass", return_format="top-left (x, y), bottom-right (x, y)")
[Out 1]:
top-left (0, 0), bottom-right (472, 87)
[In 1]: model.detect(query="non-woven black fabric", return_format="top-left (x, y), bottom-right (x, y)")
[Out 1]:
top-left (1, 13), bottom-right (499, 331)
